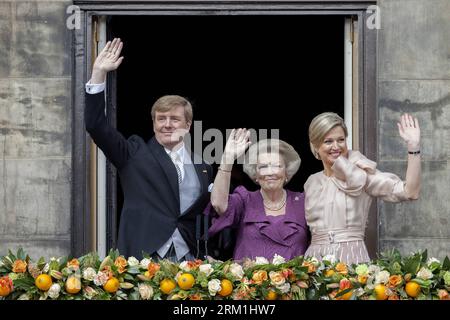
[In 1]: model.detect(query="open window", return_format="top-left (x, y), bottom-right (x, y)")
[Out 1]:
top-left (73, 1), bottom-right (377, 259)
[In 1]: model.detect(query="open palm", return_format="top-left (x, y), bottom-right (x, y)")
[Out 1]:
top-left (398, 113), bottom-right (420, 149)
top-left (223, 128), bottom-right (251, 163)
top-left (93, 38), bottom-right (124, 73)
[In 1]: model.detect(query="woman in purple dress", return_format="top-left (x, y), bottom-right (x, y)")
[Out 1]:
top-left (205, 129), bottom-right (309, 261)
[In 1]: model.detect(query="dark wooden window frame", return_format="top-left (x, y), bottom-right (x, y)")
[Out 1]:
top-left (72, 0), bottom-right (377, 257)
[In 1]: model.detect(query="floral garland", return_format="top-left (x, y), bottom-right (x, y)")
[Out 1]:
top-left (0, 248), bottom-right (449, 300)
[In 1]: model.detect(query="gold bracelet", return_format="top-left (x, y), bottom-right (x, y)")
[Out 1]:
top-left (218, 167), bottom-right (232, 173)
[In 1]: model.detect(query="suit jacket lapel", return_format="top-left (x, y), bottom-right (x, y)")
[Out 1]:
top-left (147, 137), bottom-right (180, 208)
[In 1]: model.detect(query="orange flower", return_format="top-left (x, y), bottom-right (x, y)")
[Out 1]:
top-left (102, 266), bottom-right (114, 279)
top-left (438, 289), bottom-right (450, 300)
top-left (0, 276), bottom-right (14, 297)
top-left (339, 278), bottom-right (352, 290)
top-left (189, 293), bottom-right (202, 300)
top-left (114, 256), bottom-right (127, 274)
top-left (252, 270), bottom-right (268, 285)
top-left (67, 258), bottom-right (80, 271)
top-left (12, 260), bottom-right (27, 273)
top-left (147, 262), bottom-right (161, 279)
top-left (302, 261), bottom-right (316, 273)
top-left (335, 263), bottom-right (348, 275)
top-left (388, 275), bottom-right (403, 288)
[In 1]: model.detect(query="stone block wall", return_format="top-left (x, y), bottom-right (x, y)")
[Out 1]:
top-left (0, 0), bottom-right (72, 259)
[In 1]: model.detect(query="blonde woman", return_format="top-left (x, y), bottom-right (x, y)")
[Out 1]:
top-left (304, 112), bottom-right (421, 264)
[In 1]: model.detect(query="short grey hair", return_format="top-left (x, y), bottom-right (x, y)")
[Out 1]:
top-left (308, 112), bottom-right (348, 160)
top-left (243, 139), bottom-right (301, 184)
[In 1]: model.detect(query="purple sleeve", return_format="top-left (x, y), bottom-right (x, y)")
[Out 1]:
top-left (204, 186), bottom-right (249, 237)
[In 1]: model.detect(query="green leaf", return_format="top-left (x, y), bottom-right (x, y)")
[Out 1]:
top-left (124, 274), bottom-right (136, 282)
top-left (421, 250), bottom-right (428, 263)
top-left (58, 256), bottom-right (68, 270)
top-left (36, 257), bottom-right (46, 270)
top-left (126, 266), bottom-right (141, 275)
top-left (13, 275), bottom-right (36, 291)
top-left (17, 248), bottom-right (26, 261)
top-left (442, 256), bottom-right (450, 271)
top-left (403, 253), bottom-right (421, 274)
top-left (129, 290), bottom-right (141, 300)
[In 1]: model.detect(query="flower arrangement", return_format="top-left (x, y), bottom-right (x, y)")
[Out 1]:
top-left (0, 248), bottom-right (449, 300)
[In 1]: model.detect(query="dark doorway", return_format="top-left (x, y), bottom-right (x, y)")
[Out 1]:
top-left (110, 14), bottom-right (344, 241)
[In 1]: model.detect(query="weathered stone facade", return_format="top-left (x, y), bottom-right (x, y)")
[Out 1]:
top-left (0, 0), bottom-right (448, 259)
top-left (377, 0), bottom-right (450, 259)
top-left (0, 1), bottom-right (72, 258)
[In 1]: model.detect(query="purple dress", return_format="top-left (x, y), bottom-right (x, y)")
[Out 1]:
top-left (204, 186), bottom-right (309, 261)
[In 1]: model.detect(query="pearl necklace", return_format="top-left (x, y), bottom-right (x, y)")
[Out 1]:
top-left (261, 190), bottom-right (287, 211)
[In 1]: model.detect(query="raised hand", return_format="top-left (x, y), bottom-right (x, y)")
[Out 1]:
top-left (397, 113), bottom-right (420, 151)
top-left (91, 38), bottom-right (124, 84)
top-left (222, 129), bottom-right (251, 164)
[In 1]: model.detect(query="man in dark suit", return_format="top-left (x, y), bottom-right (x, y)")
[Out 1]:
top-left (85, 38), bottom-right (213, 261)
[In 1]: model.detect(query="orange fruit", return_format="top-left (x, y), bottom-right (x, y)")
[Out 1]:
top-left (405, 281), bottom-right (421, 298)
top-left (374, 284), bottom-right (388, 300)
top-left (65, 275), bottom-right (81, 294)
top-left (336, 289), bottom-right (353, 300)
top-left (177, 273), bottom-right (195, 290)
top-left (160, 278), bottom-right (176, 295)
top-left (265, 289), bottom-right (278, 300)
top-left (218, 279), bottom-right (233, 297)
top-left (35, 274), bottom-right (53, 291)
top-left (103, 277), bottom-right (120, 293)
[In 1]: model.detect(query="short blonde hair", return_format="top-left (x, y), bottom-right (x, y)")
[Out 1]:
top-left (151, 95), bottom-right (193, 124)
top-left (243, 139), bottom-right (301, 184)
top-left (309, 112), bottom-right (348, 160)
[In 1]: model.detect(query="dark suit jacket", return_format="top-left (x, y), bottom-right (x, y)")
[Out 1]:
top-left (85, 92), bottom-right (213, 258)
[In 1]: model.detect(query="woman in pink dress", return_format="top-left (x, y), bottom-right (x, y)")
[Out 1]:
top-left (304, 112), bottom-right (421, 264)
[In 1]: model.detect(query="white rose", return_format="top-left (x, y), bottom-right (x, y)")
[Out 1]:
top-left (199, 264), bottom-right (214, 277)
top-left (179, 261), bottom-right (190, 271)
top-left (43, 263), bottom-right (50, 273)
top-left (138, 283), bottom-right (154, 300)
top-left (277, 282), bottom-right (291, 294)
top-left (365, 275), bottom-right (376, 290)
top-left (208, 279), bottom-right (222, 296)
top-left (417, 267), bottom-right (433, 280)
top-left (368, 265), bottom-right (381, 275)
top-left (18, 293), bottom-right (30, 300)
top-left (254, 257), bottom-right (269, 265)
top-left (427, 257), bottom-right (440, 265)
top-left (229, 263), bottom-right (244, 280)
top-left (309, 256), bottom-right (320, 266)
top-left (140, 258), bottom-right (151, 269)
top-left (269, 271), bottom-right (286, 286)
top-left (83, 286), bottom-right (97, 299)
top-left (375, 270), bottom-right (390, 284)
top-left (272, 254), bottom-right (286, 266)
top-left (127, 257), bottom-right (139, 267)
top-left (322, 254), bottom-right (336, 264)
top-left (82, 267), bottom-right (96, 281)
top-left (48, 283), bottom-right (61, 299)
